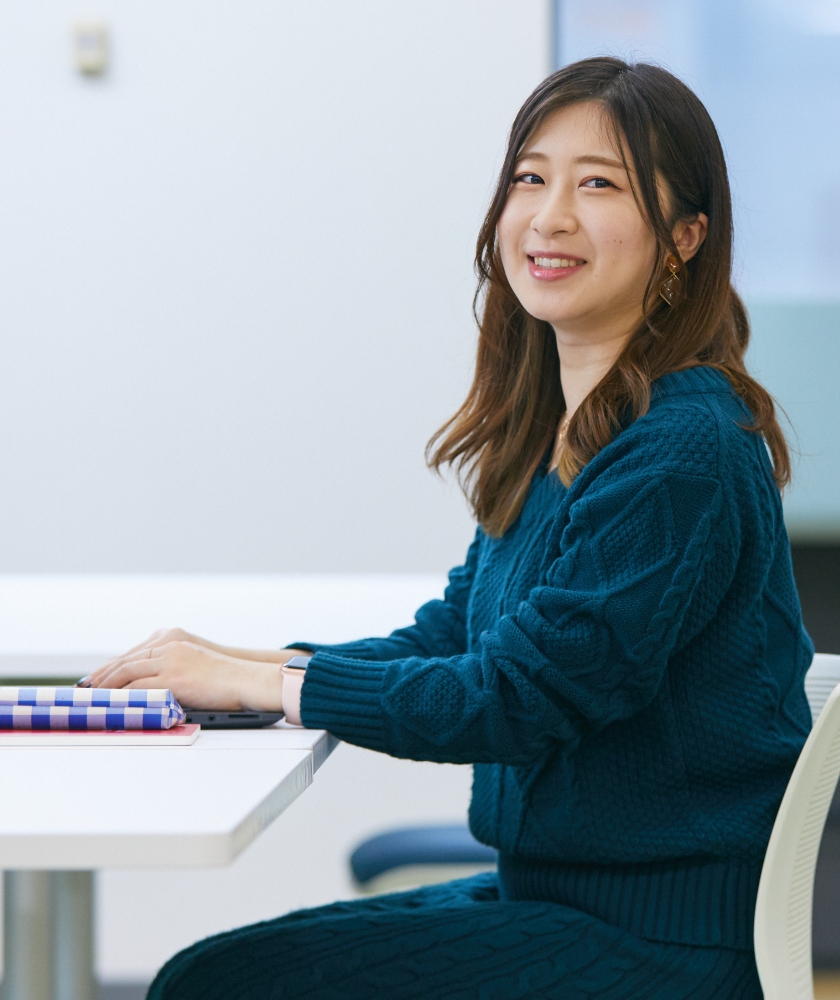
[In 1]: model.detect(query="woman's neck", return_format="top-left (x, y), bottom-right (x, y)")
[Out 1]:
top-left (555, 326), bottom-right (633, 418)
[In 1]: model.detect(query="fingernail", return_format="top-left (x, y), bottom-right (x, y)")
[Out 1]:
top-left (76, 675), bottom-right (92, 688)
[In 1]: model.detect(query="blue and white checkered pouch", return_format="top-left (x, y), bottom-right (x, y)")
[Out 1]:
top-left (0, 688), bottom-right (186, 730)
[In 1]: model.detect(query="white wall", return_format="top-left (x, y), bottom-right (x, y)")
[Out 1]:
top-left (0, 0), bottom-right (551, 573)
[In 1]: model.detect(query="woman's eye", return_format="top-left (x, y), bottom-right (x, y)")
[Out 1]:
top-left (582, 177), bottom-right (615, 189)
top-left (513, 172), bottom-right (544, 185)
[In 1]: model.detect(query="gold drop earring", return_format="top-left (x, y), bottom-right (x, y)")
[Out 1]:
top-left (659, 254), bottom-right (681, 306)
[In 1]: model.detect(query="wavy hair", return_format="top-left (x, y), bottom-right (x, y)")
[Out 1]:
top-left (427, 57), bottom-right (790, 536)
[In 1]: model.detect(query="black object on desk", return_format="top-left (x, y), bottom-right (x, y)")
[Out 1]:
top-left (183, 710), bottom-right (283, 729)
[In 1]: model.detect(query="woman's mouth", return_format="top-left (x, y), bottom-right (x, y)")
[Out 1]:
top-left (527, 254), bottom-right (586, 281)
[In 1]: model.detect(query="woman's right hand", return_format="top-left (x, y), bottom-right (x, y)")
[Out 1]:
top-left (80, 627), bottom-right (310, 706)
top-left (82, 637), bottom-right (285, 711)
top-left (98, 627), bottom-right (209, 668)
top-left (93, 629), bottom-right (300, 677)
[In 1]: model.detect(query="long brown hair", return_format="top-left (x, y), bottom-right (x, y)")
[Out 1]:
top-left (427, 57), bottom-right (790, 537)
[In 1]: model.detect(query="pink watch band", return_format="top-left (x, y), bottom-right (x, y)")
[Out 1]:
top-left (281, 662), bottom-right (308, 726)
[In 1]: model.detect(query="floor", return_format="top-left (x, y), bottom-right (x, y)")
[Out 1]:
top-left (98, 975), bottom-right (840, 1000)
top-left (102, 973), bottom-right (840, 999)
top-left (816, 973), bottom-right (840, 999)
top-left (99, 972), bottom-right (840, 1000)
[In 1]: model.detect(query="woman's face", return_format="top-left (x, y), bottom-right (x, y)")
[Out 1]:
top-left (497, 101), bottom-right (660, 341)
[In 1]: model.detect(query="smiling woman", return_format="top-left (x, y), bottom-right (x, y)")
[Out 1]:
top-left (428, 57), bottom-right (790, 535)
top-left (108, 58), bottom-right (809, 1000)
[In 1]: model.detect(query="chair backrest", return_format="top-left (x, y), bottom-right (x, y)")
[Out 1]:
top-left (804, 653), bottom-right (840, 723)
top-left (754, 653), bottom-right (840, 1000)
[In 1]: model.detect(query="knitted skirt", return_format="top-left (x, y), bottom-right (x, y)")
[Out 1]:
top-left (145, 873), bottom-right (763, 1000)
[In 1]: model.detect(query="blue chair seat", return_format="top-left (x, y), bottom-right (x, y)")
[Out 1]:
top-left (350, 824), bottom-right (497, 886)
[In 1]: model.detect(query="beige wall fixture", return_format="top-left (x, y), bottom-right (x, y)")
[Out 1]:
top-left (72, 19), bottom-right (109, 75)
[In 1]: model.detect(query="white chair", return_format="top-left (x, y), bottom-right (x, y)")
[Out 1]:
top-left (755, 653), bottom-right (840, 1000)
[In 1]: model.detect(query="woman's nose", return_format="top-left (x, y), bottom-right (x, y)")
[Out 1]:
top-left (530, 186), bottom-right (578, 238)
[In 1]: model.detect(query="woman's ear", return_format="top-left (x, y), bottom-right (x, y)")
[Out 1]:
top-left (673, 212), bottom-right (708, 263)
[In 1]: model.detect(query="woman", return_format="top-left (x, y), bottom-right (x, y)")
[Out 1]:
top-left (89, 58), bottom-right (812, 999)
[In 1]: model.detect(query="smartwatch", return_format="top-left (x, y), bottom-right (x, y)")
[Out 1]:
top-left (281, 655), bottom-right (311, 726)
top-left (284, 655), bottom-right (312, 670)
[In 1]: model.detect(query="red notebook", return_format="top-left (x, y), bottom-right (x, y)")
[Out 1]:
top-left (0, 724), bottom-right (200, 746)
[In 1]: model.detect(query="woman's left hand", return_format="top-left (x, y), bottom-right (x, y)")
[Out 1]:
top-left (84, 639), bottom-right (284, 712)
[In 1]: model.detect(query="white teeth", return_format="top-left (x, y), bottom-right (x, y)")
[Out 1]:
top-left (533, 256), bottom-right (581, 268)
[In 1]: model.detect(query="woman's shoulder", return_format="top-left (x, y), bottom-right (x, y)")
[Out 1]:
top-left (650, 364), bottom-right (734, 401)
top-left (639, 365), bottom-right (757, 451)
top-left (576, 366), bottom-right (765, 493)
top-left (617, 369), bottom-right (724, 460)
top-left (592, 365), bottom-right (776, 507)
top-left (651, 365), bottom-right (751, 420)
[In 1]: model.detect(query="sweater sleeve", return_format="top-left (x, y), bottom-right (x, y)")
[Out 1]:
top-left (287, 529), bottom-right (481, 662)
top-left (300, 431), bottom-right (739, 766)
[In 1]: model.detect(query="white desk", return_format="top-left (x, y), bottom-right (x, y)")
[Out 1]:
top-left (0, 574), bottom-right (443, 1000)
top-left (0, 726), bottom-right (336, 870)
top-left (0, 716), bottom-right (336, 1000)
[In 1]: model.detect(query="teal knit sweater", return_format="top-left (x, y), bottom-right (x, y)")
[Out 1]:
top-left (294, 366), bottom-right (813, 950)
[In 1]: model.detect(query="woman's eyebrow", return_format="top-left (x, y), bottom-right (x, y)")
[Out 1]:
top-left (515, 150), bottom-right (549, 163)
top-left (574, 154), bottom-right (625, 169)
top-left (514, 151), bottom-right (627, 170)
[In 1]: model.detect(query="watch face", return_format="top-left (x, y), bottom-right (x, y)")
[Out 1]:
top-left (285, 656), bottom-right (311, 670)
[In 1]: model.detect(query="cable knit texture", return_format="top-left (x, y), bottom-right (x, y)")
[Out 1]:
top-left (147, 873), bottom-right (763, 1000)
top-left (295, 367), bottom-right (813, 950)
